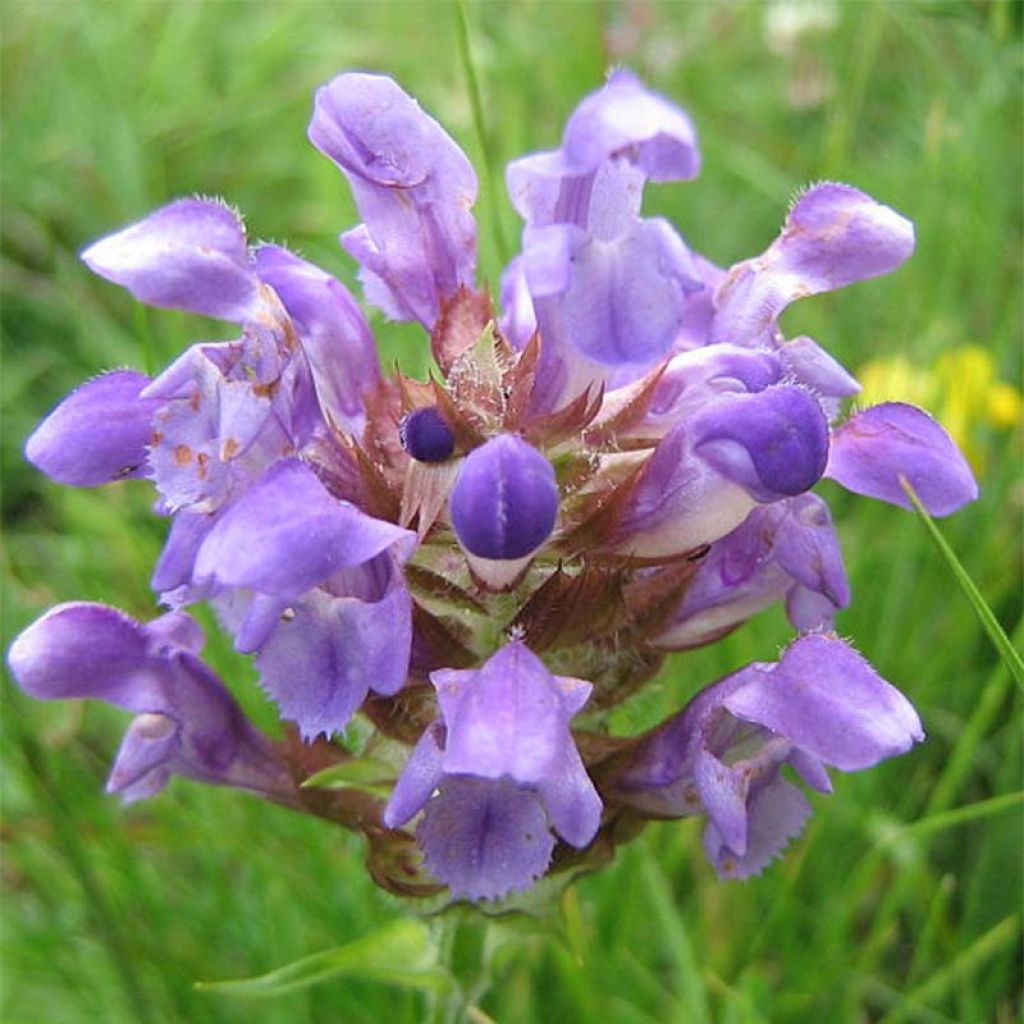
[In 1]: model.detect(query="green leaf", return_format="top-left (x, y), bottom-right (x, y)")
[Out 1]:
top-left (300, 756), bottom-right (396, 796)
top-left (196, 919), bottom-right (452, 998)
top-left (900, 477), bottom-right (1024, 693)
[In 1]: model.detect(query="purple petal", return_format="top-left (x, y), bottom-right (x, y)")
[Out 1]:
top-left (383, 723), bottom-right (446, 828)
top-left (826, 402), bottom-right (978, 516)
top-left (778, 335), bottom-right (861, 399)
top-left (433, 643), bottom-right (583, 784)
top-left (309, 72), bottom-right (477, 327)
top-left (704, 775), bottom-right (811, 880)
top-left (561, 69), bottom-right (700, 182)
top-left (151, 510), bottom-right (218, 605)
top-left (692, 385), bottom-right (829, 502)
top-left (106, 713), bottom-right (179, 802)
top-left (81, 198), bottom-right (259, 322)
top-left (254, 245), bottom-right (380, 433)
top-left (772, 493), bottom-right (850, 613)
top-left (252, 555), bottom-right (413, 737)
top-left (713, 184), bottom-right (914, 345)
top-left (25, 371), bottom-right (162, 487)
top-left (694, 746), bottom-right (752, 855)
top-left (417, 776), bottom-right (556, 901)
top-left (450, 436), bottom-right (558, 560)
top-left (537, 744), bottom-right (603, 848)
top-left (194, 459), bottom-right (414, 598)
top-left (724, 634), bottom-right (924, 771)
top-left (8, 602), bottom-right (156, 709)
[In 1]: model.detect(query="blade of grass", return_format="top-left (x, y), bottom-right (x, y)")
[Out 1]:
top-left (876, 914), bottom-right (1019, 1024)
top-left (927, 615), bottom-right (1023, 814)
top-left (636, 839), bottom-right (711, 1024)
top-left (900, 477), bottom-right (1024, 693)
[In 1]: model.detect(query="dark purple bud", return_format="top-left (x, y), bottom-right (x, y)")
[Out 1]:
top-left (25, 370), bottom-right (163, 487)
top-left (400, 407), bottom-right (456, 463)
top-left (692, 385), bottom-right (830, 501)
top-left (450, 436), bottom-right (558, 560)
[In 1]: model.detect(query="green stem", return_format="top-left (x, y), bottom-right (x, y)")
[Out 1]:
top-left (426, 911), bottom-right (496, 1023)
top-left (454, 0), bottom-right (511, 268)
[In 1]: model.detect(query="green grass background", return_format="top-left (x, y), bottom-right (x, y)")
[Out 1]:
top-left (2, 1), bottom-right (1021, 1021)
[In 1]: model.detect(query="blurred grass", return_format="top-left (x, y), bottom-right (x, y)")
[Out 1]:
top-left (2, 1), bottom-right (1021, 1022)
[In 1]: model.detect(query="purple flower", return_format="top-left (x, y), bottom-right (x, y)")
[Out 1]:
top-left (7, 603), bottom-right (293, 803)
top-left (613, 633), bottom-right (923, 878)
top-left (384, 642), bottom-right (602, 901)
top-left (654, 494), bottom-right (850, 649)
top-left (254, 244), bottom-right (381, 436)
top-left (613, 384), bottom-right (829, 558)
top-left (194, 459), bottom-right (416, 737)
top-left (308, 72), bottom-right (478, 328)
top-left (449, 435), bottom-right (559, 588)
top-left (504, 70), bottom-right (704, 410)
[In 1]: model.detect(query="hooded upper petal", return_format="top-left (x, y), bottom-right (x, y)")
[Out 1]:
top-left (25, 370), bottom-right (163, 487)
top-left (712, 184), bottom-right (915, 346)
top-left (81, 198), bottom-right (260, 322)
top-left (309, 72), bottom-right (477, 328)
top-left (723, 634), bottom-right (924, 771)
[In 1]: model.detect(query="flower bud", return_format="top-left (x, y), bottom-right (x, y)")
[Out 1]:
top-left (450, 435), bottom-right (558, 588)
top-left (400, 407), bottom-right (456, 463)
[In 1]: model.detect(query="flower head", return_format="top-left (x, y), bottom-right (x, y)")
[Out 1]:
top-left (10, 67), bottom-right (980, 906)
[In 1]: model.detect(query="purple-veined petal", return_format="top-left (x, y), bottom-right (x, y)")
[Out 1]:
top-left (81, 198), bottom-right (259, 322)
top-left (724, 634), bottom-right (924, 771)
top-left (250, 553), bottom-right (413, 737)
top-left (25, 371), bottom-right (162, 487)
top-left (826, 402), bottom-right (978, 516)
top-left (417, 776), bottom-right (556, 901)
